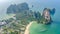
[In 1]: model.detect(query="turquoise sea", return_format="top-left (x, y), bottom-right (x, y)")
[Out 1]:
top-left (30, 21), bottom-right (60, 34)
top-left (0, 0), bottom-right (60, 34)
top-left (28, 0), bottom-right (60, 34)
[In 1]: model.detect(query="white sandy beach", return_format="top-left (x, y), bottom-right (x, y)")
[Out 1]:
top-left (24, 21), bottom-right (33, 34)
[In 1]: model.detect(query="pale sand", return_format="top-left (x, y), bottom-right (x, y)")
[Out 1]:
top-left (24, 21), bottom-right (34, 34)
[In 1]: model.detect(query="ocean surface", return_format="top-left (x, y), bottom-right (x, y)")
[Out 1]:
top-left (30, 21), bottom-right (60, 34)
top-left (0, 0), bottom-right (60, 34)
top-left (28, 0), bottom-right (60, 34)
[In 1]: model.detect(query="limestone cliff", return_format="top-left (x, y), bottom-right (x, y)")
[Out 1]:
top-left (42, 8), bottom-right (52, 24)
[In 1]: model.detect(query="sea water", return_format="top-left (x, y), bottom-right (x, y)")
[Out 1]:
top-left (28, 0), bottom-right (60, 34)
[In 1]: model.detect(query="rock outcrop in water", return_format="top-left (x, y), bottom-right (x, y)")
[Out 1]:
top-left (50, 8), bottom-right (56, 15)
top-left (42, 8), bottom-right (52, 24)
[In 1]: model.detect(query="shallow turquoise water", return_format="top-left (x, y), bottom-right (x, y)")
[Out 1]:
top-left (28, 0), bottom-right (60, 34)
top-left (30, 21), bottom-right (60, 34)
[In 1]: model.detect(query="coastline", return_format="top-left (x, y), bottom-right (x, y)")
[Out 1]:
top-left (24, 21), bottom-right (34, 34)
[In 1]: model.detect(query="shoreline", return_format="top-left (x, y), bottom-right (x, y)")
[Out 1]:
top-left (24, 21), bottom-right (33, 34)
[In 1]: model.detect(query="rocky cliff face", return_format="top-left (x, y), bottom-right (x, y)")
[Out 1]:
top-left (42, 8), bottom-right (52, 24)
top-left (7, 3), bottom-right (29, 14)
